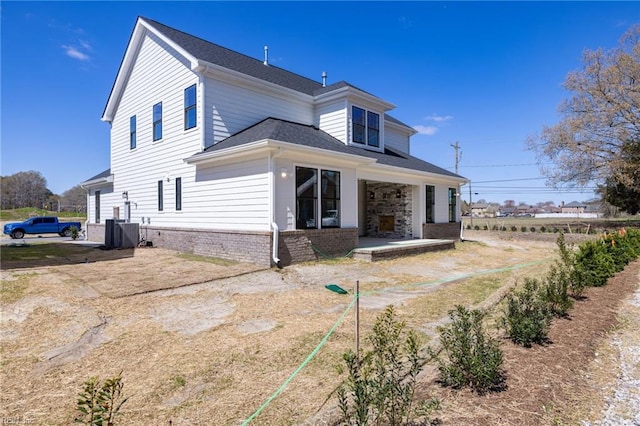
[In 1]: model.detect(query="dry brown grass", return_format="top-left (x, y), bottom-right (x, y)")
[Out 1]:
top-left (1, 234), bottom-right (636, 425)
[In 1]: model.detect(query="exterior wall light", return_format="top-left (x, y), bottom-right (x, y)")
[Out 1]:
top-left (280, 168), bottom-right (288, 178)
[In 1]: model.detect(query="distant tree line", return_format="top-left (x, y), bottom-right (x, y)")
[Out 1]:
top-left (0, 171), bottom-right (86, 213)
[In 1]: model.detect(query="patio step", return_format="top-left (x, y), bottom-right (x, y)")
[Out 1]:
top-left (351, 239), bottom-right (455, 262)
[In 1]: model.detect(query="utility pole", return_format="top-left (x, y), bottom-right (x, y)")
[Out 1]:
top-left (469, 182), bottom-right (473, 228)
top-left (450, 141), bottom-right (461, 174)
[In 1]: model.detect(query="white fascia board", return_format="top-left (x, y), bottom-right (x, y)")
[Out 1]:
top-left (102, 18), bottom-right (199, 123)
top-left (197, 61), bottom-right (314, 106)
top-left (360, 162), bottom-right (468, 185)
top-left (184, 140), bottom-right (377, 168)
top-left (315, 86), bottom-right (395, 111)
top-left (80, 174), bottom-right (114, 189)
top-left (385, 118), bottom-right (418, 136)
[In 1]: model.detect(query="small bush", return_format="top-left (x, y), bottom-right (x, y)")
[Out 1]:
top-left (434, 306), bottom-right (504, 394)
top-left (499, 278), bottom-right (552, 347)
top-left (553, 227), bottom-right (559, 233)
top-left (483, 225), bottom-right (489, 230)
top-left (511, 225), bottom-right (518, 232)
top-left (75, 371), bottom-right (128, 425)
top-left (530, 226), bottom-right (536, 233)
top-left (474, 225), bottom-right (480, 230)
top-left (520, 226), bottom-right (527, 232)
top-left (540, 226), bottom-right (546, 233)
top-left (337, 306), bottom-right (439, 425)
top-left (70, 226), bottom-right (80, 240)
top-left (492, 225), bottom-right (499, 231)
top-left (466, 224), bottom-right (471, 230)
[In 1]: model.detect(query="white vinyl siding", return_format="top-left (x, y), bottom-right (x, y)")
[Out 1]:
top-left (384, 126), bottom-right (410, 154)
top-left (204, 77), bottom-right (314, 147)
top-left (107, 31), bottom-right (200, 227)
top-left (316, 100), bottom-right (348, 144)
top-left (187, 158), bottom-right (270, 230)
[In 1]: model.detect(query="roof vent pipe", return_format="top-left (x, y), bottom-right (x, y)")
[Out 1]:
top-left (321, 71), bottom-right (327, 87)
top-left (264, 45), bottom-right (269, 66)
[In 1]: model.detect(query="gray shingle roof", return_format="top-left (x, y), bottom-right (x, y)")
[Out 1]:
top-left (144, 17), bottom-right (325, 96)
top-left (200, 118), bottom-right (463, 178)
top-left (85, 169), bottom-right (112, 181)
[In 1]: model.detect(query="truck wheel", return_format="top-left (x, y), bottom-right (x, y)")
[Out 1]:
top-left (62, 228), bottom-right (72, 237)
top-left (11, 230), bottom-right (25, 239)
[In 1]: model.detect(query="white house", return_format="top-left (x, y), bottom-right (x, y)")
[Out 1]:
top-left (82, 17), bottom-right (467, 266)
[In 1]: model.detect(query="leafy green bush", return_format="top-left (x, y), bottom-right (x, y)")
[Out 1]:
top-left (499, 278), bottom-right (552, 347)
top-left (75, 371), bottom-right (128, 425)
top-left (574, 239), bottom-right (617, 287)
top-left (337, 306), bottom-right (439, 425)
top-left (511, 225), bottom-right (518, 232)
top-left (70, 226), bottom-right (80, 240)
top-left (434, 306), bottom-right (504, 394)
top-left (540, 226), bottom-right (546, 233)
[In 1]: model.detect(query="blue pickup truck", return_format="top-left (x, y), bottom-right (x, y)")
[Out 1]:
top-left (3, 216), bottom-right (82, 239)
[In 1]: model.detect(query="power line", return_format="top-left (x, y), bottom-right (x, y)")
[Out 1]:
top-left (460, 163), bottom-right (546, 168)
top-left (464, 177), bottom-right (547, 184)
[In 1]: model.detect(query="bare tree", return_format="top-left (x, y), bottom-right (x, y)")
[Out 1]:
top-left (528, 25), bottom-right (640, 199)
top-left (0, 171), bottom-right (50, 209)
top-left (61, 185), bottom-right (87, 212)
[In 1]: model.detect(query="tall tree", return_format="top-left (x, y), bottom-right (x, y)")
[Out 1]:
top-left (527, 25), bottom-right (640, 212)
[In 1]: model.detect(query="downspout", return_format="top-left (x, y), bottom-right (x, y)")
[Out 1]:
top-left (269, 148), bottom-right (285, 268)
top-left (85, 190), bottom-right (90, 240)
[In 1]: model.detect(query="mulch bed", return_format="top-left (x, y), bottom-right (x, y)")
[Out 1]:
top-left (423, 259), bottom-right (640, 425)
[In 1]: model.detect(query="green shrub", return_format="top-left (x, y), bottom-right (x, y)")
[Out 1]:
top-left (434, 306), bottom-right (504, 394)
top-left (474, 225), bottom-right (480, 230)
top-left (337, 306), bottom-right (439, 425)
top-left (521, 226), bottom-right (527, 232)
top-left (511, 225), bottom-right (518, 232)
top-left (574, 239), bottom-right (617, 287)
top-left (553, 227), bottom-right (559, 233)
top-left (466, 224), bottom-right (471, 230)
top-left (75, 371), bottom-right (128, 425)
top-left (541, 232), bottom-right (579, 311)
top-left (499, 278), bottom-right (552, 347)
top-left (483, 225), bottom-right (489, 230)
top-left (540, 226), bottom-right (546, 233)
top-left (70, 226), bottom-right (80, 240)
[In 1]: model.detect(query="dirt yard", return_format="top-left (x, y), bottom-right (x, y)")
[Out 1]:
top-left (1, 231), bottom-right (638, 425)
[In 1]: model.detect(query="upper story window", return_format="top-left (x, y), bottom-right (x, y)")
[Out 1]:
top-left (130, 115), bottom-right (136, 149)
top-left (153, 102), bottom-right (163, 141)
top-left (352, 106), bottom-right (380, 148)
top-left (184, 85), bottom-right (197, 130)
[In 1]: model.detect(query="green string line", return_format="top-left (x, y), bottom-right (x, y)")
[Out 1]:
top-left (241, 257), bottom-right (552, 424)
top-left (241, 296), bottom-right (358, 426)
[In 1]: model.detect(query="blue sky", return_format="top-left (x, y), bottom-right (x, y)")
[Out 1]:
top-left (2, 1), bottom-right (638, 205)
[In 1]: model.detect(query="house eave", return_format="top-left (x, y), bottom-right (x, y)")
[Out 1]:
top-left (80, 174), bottom-right (114, 189)
top-left (315, 86), bottom-right (395, 111)
top-left (362, 162), bottom-right (468, 185)
top-left (184, 140), bottom-right (378, 167)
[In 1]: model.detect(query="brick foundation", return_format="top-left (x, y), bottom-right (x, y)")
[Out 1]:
top-left (422, 222), bottom-right (461, 239)
top-left (86, 224), bottom-right (358, 267)
top-left (278, 228), bottom-right (358, 265)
